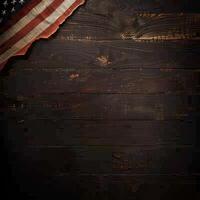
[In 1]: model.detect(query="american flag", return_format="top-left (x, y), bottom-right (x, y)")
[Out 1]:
top-left (0, 0), bottom-right (85, 70)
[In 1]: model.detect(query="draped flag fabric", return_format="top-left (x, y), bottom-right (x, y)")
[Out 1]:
top-left (0, 0), bottom-right (85, 70)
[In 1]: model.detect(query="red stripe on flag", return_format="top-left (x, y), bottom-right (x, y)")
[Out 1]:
top-left (0, 0), bottom-right (65, 55)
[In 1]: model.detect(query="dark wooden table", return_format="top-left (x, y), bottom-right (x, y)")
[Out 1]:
top-left (1, 0), bottom-right (200, 199)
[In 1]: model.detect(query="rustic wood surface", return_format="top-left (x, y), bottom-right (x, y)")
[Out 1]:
top-left (1, 0), bottom-right (200, 199)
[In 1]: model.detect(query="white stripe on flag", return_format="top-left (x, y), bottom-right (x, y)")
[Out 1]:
top-left (0, 0), bottom-right (76, 63)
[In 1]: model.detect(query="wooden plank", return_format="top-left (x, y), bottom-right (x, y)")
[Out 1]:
top-left (7, 173), bottom-right (199, 200)
top-left (5, 145), bottom-right (200, 175)
top-left (1, 94), bottom-right (199, 120)
top-left (62, 12), bottom-right (200, 41)
top-left (11, 173), bottom-right (199, 200)
top-left (1, 69), bottom-right (200, 96)
top-left (4, 40), bottom-right (200, 70)
top-left (4, 119), bottom-right (198, 146)
top-left (31, 174), bottom-right (200, 200)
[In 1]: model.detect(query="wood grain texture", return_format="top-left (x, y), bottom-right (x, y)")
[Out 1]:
top-left (61, 12), bottom-right (200, 41)
top-left (3, 145), bottom-right (199, 174)
top-left (1, 94), bottom-right (199, 121)
top-left (1, 69), bottom-right (200, 96)
top-left (4, 119), bottom-right (198, 146)
top-left (1, 0), bottom-right (200, 199)
top-left (55, 0), bottom-right (200, 41)
top-left (4, 40), bottom-right (200, 70)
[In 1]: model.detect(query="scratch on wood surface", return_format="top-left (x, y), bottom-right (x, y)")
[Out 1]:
top-left (61, 35), bottom-right (93, 41)
top-left (97, 56), bottom-right (112, 66)
top-left (69, 73), bottom-right (80, 80)
top-left (121, 33), bottom-right (200, 41)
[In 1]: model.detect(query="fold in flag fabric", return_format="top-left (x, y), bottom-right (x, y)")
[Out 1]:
top-left (0, 0), bottom-right (85, 70)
